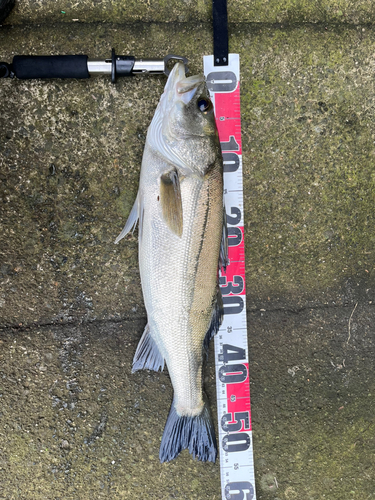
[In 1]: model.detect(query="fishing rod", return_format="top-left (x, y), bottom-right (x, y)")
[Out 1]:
top-left (0, 49), bottom-right (188, 82)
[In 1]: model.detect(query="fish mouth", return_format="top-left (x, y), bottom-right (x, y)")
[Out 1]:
top-left (163, 62), bottom-right (205, 105)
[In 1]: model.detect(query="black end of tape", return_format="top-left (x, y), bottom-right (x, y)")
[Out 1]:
top-left (212, 0), bottom-right (228, 66)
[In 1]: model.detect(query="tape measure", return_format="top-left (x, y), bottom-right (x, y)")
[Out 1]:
top-left (204, 54), bottom-right (256, 500)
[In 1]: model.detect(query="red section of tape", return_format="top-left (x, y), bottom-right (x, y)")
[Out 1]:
top-left (215, 85), bottom-right (242, 155)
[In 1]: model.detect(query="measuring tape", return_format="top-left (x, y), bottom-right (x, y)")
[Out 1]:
top-left (204, 54), bottom-right (256, 500)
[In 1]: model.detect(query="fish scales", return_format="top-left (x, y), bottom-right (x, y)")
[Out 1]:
top-left (115, 62), bottom-right (227, 462)
top-left (141, 152), bottom-right (222, 415)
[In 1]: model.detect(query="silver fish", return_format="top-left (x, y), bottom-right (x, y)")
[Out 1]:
top-left (115, 62), bottom-right (227, 462)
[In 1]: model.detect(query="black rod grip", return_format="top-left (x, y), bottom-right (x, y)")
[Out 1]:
top-left (12, 55), bottom-right (90, 79)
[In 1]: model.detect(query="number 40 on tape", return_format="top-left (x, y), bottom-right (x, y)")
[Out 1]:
top-left (203, 54), bottom-right (256, 500)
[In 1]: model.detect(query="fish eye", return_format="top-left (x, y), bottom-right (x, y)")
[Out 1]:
top-left (197, 98), bottom-right (212, 113)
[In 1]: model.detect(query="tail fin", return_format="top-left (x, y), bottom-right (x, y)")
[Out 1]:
top-left (159, 396), bottom-right (217, 463)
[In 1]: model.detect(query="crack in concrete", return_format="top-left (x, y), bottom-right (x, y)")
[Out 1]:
top-left (1, 300), bottom-right (372, 333)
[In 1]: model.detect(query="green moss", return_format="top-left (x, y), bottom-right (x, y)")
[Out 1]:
top-left (257, 416), bottom-right (375, 499)
top-left (251, 307), bottom-right (375, 499)
top-left (5, 0), bottom-right (375, 24)
top-left (8, 434), bottom-right (33, 463)
top-left (1, 21), bottom-right (375, 317)
top-left (229, 25), bottom-right (375, 306)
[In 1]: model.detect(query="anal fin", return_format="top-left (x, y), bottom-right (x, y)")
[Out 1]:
top-left (132, 324), bottom-right (165, 373)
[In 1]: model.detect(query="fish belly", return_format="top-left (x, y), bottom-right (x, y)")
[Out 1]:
top-left (139, 153), bottom-right (223, 417)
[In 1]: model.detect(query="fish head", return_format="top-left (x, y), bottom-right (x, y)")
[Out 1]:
top-left (148, 62), bottom-right (221, 175)
top-left (162, 62), bottom-right (217, 139)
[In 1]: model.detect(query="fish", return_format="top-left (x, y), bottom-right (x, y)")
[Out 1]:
top-left (115, 62), bottom-right (228, 462)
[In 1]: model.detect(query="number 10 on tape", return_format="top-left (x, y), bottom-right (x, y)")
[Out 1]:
top-left (203, 54), bottom-right (256, 500)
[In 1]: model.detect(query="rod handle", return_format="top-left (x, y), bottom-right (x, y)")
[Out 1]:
top-left (12, 55), bottom-right (89, 79)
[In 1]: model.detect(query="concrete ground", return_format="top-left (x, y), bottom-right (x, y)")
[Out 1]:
top-left (0, 2), bottom-right (374, 499)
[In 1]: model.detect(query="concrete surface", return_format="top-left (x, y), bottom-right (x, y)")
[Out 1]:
top-left (0, 3), bottom-right (374, 500)
top-left (4, 0), bottom-right (375, 25)
top-left (0, 306), bottom-right (374, 499)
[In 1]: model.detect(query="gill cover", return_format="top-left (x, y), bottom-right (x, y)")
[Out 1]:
top-left (147, 62), bottom-right (215, 176)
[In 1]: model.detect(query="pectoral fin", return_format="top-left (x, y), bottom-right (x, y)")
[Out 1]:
top-left (160, 169), bottom-right (183, 237)
top-left (114, 191), bottom-right (140, 244)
